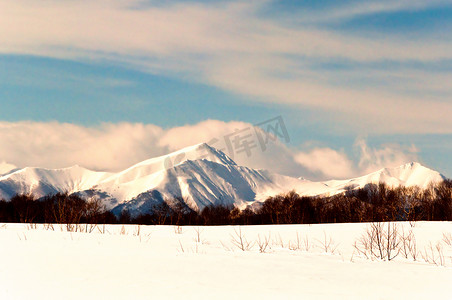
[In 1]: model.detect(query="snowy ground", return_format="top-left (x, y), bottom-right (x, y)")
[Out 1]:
top-left (0, 222), bottom-right (451, 300)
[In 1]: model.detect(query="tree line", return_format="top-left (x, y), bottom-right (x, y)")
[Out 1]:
top-left (0, 193), bottom-right (116, 224)
top-left (0, 180), bottom-right (451, 225)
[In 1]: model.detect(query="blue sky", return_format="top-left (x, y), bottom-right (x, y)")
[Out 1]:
top-left (0, 0), bottom-right (451, 179)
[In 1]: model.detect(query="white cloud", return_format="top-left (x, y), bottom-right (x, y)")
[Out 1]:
top-left (0, 120), bottom-right (312, 178)
top-left (1, 1), bottom-right (450, 61)
top-left (293, 138), bottom-right (420, 179)
top-left (355, 138), bottom-right (419, 174)
top-left (0, 121), bottom-right (422, 181)
top-left (0, 0), bottom-right (451, 133)
top-left (0, 121), bottom-right (164, 172)
top-left (294, 148), bottom-right (355, 179)
top-left (0, 161), bottom-right (17, 175)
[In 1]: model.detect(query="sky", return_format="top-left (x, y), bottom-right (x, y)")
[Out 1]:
top-left (0, 0), bottom-right (451, 180)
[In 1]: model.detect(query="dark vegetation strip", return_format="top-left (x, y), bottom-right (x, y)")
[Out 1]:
top-left (0, 180), bottom-right (451, 225)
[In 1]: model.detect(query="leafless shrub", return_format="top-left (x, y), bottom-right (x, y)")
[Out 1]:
top-left (17, 233), bottom-right (27, 241)
top-left (193, 227), bottom-right (203, 243)
top-left (303, 235), bottom-right (311, 252)
top-left (231, 227), bottom-right (254, 251)
top-left (66, 223), bottom-right (74, 232)
top-left (353, 241), bottom-right (369, 260)
top-left (383, 223), bottom-right (401, 261)
top-left (421, 242), bottom-right (445, 266)
top-left (354, 222), bottom-right (401, 261)
top-left (178, 240), bottom-right (185, 253)
top-left (288, 232), bottom-right (300, 251)
top-left (442, 232), bottom-right (452, 246)
top-left (133, 225), bottom-right (141, 236)
top-left (316, 231), bottom-right (339, 254)
top-left (220, 241), bottom-right (232, 252)
top-left (192, 241), bottom-right (202, 254)
top-left (120, 225), bottom-right (126, 235)
top-left (257, 233), bottom-right (271, 253)
top-left (290, 233), bottom-right (312, 252)
top-left (75, 224), bottom-right (85, 232)
top-left (399, 227), bottom-right (418, 261)
top-left (143, 233), bottom-right (152, 243)
top-left (66, 223), bottom-right (85, 232)
top-left (27, 223), bottom-right (38, 230)
top-left (174, 225), bottom-right (183, 234)
top-left (83, 224), bottom-right (98, 233)
top-left (97, 224), bottom-right (107, 234)
top-left (436, 243), bottom-right (445, 266)
top-left (43, 223), bottom-right (54, 231)
top-left (350, 248), bottom-right (357, 262)
top-left (272, 234), bottom-right (285, 248)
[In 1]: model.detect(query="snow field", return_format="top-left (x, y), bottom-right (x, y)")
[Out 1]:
top-left (0, 222), bottom-right (451, 299)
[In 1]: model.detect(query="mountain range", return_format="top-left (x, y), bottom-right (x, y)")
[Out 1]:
top-left (0, 143), bottom-right (446, 216)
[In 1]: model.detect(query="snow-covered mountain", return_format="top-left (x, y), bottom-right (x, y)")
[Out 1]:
top-left (0, 165), bottom-right (112, 200)
top-left (0, 143), bottom-right (446, 215)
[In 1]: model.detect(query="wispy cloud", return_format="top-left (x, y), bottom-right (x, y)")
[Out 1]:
top-left (355, 138), bottom-right (419, 174)
top-left (0, 0), bottom-right (451, 133)
top-left (293, 0), bottom-right (452, 24)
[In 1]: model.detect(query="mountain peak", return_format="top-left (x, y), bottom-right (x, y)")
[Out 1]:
top-left (399, 161), bottom-right (422, 169)
top-left (159, 142), bottom-right (236, 169)
top-left (96, 143), bottom-right (237, 190)
top-left (369, 161), bottom-right (429, 175)
top-left (359, 161), bottom-right (444, 188)
top-left (385, 161), bottom-right (442, 175)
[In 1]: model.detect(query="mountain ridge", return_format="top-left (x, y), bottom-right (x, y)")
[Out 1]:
top-left (0, 144), bottom-right (446, 215)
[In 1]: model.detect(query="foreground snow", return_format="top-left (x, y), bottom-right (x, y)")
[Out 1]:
top-left (0, 222), bottom-right (451, 299)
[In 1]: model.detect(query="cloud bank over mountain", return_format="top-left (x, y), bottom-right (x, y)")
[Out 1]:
top-left (0, 121), bottom-right (420, 180)
top-left (0, 141), bottom-right (442, 216)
